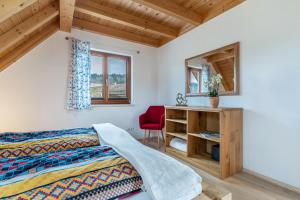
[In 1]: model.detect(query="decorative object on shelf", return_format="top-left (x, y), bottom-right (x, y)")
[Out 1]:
top-left (176, 93), bottom-right (188, 106)
top-left (205, 74), bottom-right (222, 108)
top-left (211, 144), bottom-right (220, 161)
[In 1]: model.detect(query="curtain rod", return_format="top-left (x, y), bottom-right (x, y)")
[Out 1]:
top-left (65, 36), bottom-right (140, 54)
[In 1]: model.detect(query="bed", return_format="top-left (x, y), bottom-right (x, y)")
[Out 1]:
top-left (0, 124), bottom-right (231, 200)
top-left (0, 127), bottom-right (142, 200)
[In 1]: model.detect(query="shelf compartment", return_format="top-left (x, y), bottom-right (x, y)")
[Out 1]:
top-left (187, 134), bottom-right (220, 171)
top-left (166, 120), bottom-right (186, 134)
top-left (165, 146), bottom-right (187, 157)
top-left (188, 132), bottom-right (220, 143)
top-left (187, 111), bottom-right (220, 133)
top-left (166, 132), bottom-right (187, 140)
top-left (166, 147), bottom-right (219, 177)
top-left (166, 109), bottom-right (187, 121)
top-left (189, 154), bottom-right (220, 177)
top-left (166, 119), bottom-right (187, 124)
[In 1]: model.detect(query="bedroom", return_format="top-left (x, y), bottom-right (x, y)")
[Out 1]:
top-left (0, 0), bottom-right (299, 199)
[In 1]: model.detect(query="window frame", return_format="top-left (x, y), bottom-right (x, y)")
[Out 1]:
top-left (186, 67), bottom-right (202, 94)
top-left (90, 50), bottom-right (131, 105)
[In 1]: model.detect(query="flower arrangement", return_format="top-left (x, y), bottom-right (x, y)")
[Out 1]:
top-left (206, 74), bottom-right (222, 97)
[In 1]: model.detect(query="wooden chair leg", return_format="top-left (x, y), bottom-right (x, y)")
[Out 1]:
top-left (161, 130), bottom-right (165, 143)
top-left (144, 130), bottom-right (147, 144)
top-left (157, 130), bottom-right (160, 148)
top-left (148, 130), bottom-right (151, 143)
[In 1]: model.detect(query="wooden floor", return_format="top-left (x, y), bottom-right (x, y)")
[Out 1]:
top-left (141, 137), bottom-right (300, 200)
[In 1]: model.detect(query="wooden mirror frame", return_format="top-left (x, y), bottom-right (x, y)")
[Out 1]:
top-left (185, 42), bottom-right (240, 96)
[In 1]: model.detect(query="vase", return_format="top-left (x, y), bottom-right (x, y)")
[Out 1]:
top-left (210, 96), bottom-right (219, 108)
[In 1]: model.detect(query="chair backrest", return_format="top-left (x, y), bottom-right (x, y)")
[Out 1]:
top-left (146, 106), bottom-right (165, 123)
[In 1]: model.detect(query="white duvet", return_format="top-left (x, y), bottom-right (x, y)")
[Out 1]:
top-left (93, 123), bottom-right (202, 200)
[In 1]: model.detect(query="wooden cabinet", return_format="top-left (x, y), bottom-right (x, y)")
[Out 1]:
top-left (165, 106), bottom-right (243, 179)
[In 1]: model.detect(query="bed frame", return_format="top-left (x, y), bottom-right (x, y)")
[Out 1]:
top-left (196, 182), bottom-right (232, 200)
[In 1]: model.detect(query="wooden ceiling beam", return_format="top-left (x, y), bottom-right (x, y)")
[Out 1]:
top-left (203, 0), bottom-right (245, 23)
top-left (179, 0), bottom-right (245, 35)
top-left (0, 0), bottom-right (37, 23)
top-left (205, 52), bottom-right (235, 63)
top-left (75, 0), bottom-right (178, 39)
top-left (0, 3), bottom-right (59, 56)
top-left (131, 0), bottom-right (202, 25)
top-left (59, 0), bottom-right (76, 32)
top-left (0, 22), bottom-right (58, 72)
top-left (73, 18), bottom-right (160, 47)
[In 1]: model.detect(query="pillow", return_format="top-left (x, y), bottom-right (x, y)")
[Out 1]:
top-left (0, 128), bottom-right (100, 158)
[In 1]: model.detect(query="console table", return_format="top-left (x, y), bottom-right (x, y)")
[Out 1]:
top-left (165, 106), bottom-right (243, 179)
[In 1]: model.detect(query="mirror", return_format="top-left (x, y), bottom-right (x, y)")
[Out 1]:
top-left (185, 42), bottom-right (240, 96)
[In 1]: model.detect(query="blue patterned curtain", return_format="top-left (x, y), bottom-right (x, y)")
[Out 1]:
top-left (67, 38), bottom-right (91, 110)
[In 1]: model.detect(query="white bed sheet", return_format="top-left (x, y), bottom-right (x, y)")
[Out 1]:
top-left (93, 123), bottom-right (202, 200)
top-left (125, 192), bottom-right (152, 200)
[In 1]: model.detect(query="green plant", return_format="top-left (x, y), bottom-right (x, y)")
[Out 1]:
top-left (206, 74), bottom-right (222, 97)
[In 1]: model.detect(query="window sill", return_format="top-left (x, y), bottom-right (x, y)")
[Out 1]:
top-left (91, 104), bottom-right (135, 108)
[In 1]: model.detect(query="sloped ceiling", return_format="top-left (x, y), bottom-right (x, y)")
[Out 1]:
top-left (0, 0), bottom-right (245, 72)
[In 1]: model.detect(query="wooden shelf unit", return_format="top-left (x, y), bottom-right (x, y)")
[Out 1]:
top-left (188, 132), bottom-right (220, 143)
top-left (167, 132), bottom-right (187, 140)
top-left (165, 106), bottom-right (243, 179)
top-left (166, 119), bottom-right (187, 124)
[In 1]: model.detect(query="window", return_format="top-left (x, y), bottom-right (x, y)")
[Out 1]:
top-left (187, 67), bottom-right (202, 94)
top-left (90, 50), bottom-right (131, 104)
top-left (186, 64), bottom-right (210, 94)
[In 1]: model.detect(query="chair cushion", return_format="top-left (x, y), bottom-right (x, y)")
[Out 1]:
top-left (140, 123), bottom-right (161, 130)
top-left (145, 106), bottom-right (165, 124)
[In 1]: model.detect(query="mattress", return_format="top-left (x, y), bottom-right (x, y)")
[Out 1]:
top-left (0, 128), bottom-right (143, 200)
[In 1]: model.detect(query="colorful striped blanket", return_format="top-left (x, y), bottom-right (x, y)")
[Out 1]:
top-left (0, 128), bottom-right (99, 158)
top-left (0, 128), bottom-right (96, 143)
top-left (0, 128), bottom-right (143, 200)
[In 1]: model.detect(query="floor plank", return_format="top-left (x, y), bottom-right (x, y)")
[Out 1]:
top-left (140, 137), bottom-right (300, 200)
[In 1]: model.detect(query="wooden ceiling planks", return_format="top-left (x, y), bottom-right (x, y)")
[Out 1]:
top-left (202, 0), bottom-right (245, 23)
top-left (130, 0), bottom-right (203, 25)
top-left (92, 0), bottom-right (186, 30)
top-left (74, 10), bottom-right (162, 40)
top-left (0, 2), bottom-right (59, 56)
top-left (73, 18), bottom-right (161, 47)
top-left (0, 0), bottom-right (55, 34)
top-left (0, 22), bottom-right (58, 72)
top-left (0, 0), bottom-right (37, 23)
top-left (76, 0), bottom-right (245, 46)
top-left (0, 0), bottom-right (245, 71)
top-left (0, 0), bottom-right (59, 71)
top-left (75, 0), bottom-right (178, 39)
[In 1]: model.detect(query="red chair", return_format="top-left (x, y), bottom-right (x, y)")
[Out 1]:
top-left (139, 106), bottom-right (165, 147)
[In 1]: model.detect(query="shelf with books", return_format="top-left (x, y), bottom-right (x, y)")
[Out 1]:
top-left (188, 132), bottom-right (220, 143)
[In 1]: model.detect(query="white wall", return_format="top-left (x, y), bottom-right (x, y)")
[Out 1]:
top-left (157, 0), bottom-right (300, 188)
top-left (0, 29), bottom-right (158, 137)
top-left (0, 0), bottom-right (299, 190)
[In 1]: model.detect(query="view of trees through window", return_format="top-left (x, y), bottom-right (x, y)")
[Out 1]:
top-left (108, 57), bottom-right (127, 99)
top-left (90, 55), bottom-right (104, 99)
top-left (90, 51), bottom-right (131, 104)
